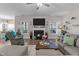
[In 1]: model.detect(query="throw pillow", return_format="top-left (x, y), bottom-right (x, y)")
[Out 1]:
top-left (64, 35), bottom-right (74, 46)
top-left (11, 31), bottom-right (16, 38)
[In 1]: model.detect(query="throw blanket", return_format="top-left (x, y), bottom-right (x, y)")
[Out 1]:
top-left (0, 40), bottom-right (8, 48)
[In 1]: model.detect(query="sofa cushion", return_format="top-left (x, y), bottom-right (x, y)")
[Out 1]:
top-left (64, 46), bottom-right (79, 55)
top-left (0, 45), bottom-right (28, 56)
top-left (58, 41), bottom-right (64, 48)
top-left (76, 38), bottom-right (79, 48)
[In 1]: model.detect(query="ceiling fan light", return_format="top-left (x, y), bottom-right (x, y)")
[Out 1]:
top-left (37, 3), bottom-right (42, 7)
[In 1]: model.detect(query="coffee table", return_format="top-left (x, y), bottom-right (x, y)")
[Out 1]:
top-left (29, 40), bottom-right (48, 49)
top-left (28, 40), bottom-right (58, 50)
top-left (36, 41), bottom-right (48, 50)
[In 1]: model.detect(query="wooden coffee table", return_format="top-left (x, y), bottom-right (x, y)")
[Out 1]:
top-left (29, 40), bottom-right (48, 50)
top-left (36, 41), bottom-right (48, 50)
top-left (29, 39), bottom-right (58, 50)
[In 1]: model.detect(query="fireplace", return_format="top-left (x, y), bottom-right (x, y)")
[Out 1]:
top-left (34, 30), bottom-right (44, 40)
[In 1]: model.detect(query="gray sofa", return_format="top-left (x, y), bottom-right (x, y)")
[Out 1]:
top-left (0, 45), bottom-right (36, 56)
top-left (58, 41), bottom-right (79, 55)
top-left (58, 33), bottom-right (79, 55)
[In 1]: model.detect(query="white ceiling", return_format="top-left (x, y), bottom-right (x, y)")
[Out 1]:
top-left (0, 3), bottom-right (79, 19)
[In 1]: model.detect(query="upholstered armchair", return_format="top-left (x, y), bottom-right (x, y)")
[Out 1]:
top-left (6, 32), bottom-right (24, 45)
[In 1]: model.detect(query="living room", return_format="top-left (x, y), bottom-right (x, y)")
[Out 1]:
top-left (1, 1), bottom-right (79, 57)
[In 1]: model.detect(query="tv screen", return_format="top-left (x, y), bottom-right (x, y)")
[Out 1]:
top-left (33, 18), bottom-right (45, 26)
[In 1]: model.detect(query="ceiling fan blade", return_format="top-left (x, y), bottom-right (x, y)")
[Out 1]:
top-left (36, 7), bottom-right (39, 10)
top-left (26, 3), bottom-right (33, 5)
top-left (43, 3), bottom-right (50, 7)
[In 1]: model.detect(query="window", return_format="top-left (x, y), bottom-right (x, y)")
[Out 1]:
top-left (0, 20), bottom-right (15, 32)
top-left (22, 22), bottom-right (28, 33)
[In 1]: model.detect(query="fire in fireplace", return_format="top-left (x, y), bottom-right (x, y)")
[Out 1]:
top-left (34, 30), bottom-right (44, 40)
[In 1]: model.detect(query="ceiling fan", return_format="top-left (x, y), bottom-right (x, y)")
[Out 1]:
top-left (25, 3), bottom-right (50, 10)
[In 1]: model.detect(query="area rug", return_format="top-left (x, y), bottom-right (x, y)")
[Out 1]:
top-left (36, 49), bottom-right (63, 56)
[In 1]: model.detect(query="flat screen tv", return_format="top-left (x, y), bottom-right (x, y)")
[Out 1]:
top-left (33, 18), bottom-right (45, 26)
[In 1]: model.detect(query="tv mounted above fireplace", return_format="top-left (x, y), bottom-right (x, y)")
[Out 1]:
top-left (33, 18), bottom-right (45, 26)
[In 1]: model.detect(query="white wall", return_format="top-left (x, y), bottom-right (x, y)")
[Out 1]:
top-left (62, 10), bottom-right (79, 35)
top-left (15, 15), bottom-right (63, 39)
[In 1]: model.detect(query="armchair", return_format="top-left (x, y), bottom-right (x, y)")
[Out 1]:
top-left (6, 32), bottom-right (24, 45)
